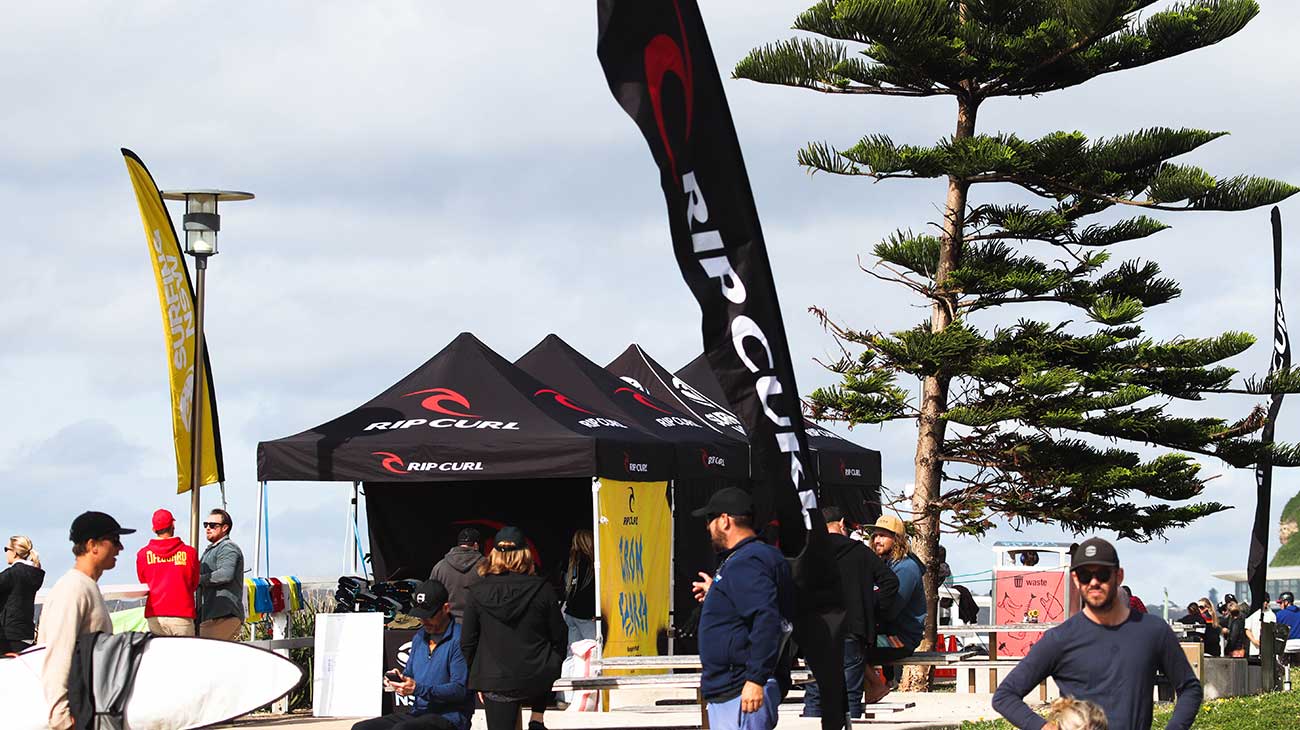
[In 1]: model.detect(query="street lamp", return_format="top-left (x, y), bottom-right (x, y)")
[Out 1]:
top-left (160, 188), bottom-right (253, 551)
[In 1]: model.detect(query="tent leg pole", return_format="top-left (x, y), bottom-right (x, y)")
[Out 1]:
top-left (254, 481), bottom-right (265, 578)
top-left (351, 481), bottom-right (361, 577)
top-left (668, 480), bottom-right (675, 656)
top-left (592, 477), bottom-right (603, 661)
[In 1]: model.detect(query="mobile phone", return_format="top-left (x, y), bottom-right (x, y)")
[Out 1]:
top-left (385, 669), bottom-right (403, 682)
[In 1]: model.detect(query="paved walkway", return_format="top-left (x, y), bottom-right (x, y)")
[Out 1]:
top-left (234, 692), bottom-right (1001, 730)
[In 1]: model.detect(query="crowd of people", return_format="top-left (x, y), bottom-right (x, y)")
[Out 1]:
top-left (5, 497), bottom-right (1300, 730)
top-left (1172, 590), bottom-right (1300, 663)
top-left (0, 508), bottom-right (248, 729)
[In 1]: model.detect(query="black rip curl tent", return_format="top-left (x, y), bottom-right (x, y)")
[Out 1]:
top-left (516, 334), bottom-right (749, 480)
top-left (256, 332), bottom-right (674, 581)
top-left (605, 345), bottom-right (883, 649)
top-left (676, 352), bottom-right (883, 518)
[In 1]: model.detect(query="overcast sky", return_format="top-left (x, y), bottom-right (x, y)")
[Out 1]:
top-left (2, 2), bottom-right (1298, 609)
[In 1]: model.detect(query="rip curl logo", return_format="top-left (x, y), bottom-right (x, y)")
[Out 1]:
top-left (1084, 545), bottom-right (1098, 558)
top-left (700, 449), bottom-right (726, 469)
top-left (402, 387), bottom-right (478, 418)
top-left (374, 451), bottom-right (407, 474)
top-left (623, 451), bottom-right (649, 474)
top-left (644, 1), bottom-right (694, 184)
top-left (840, 459), bottom-right (862, 478)
top-left (372, 452), bottom-right (483, 474)
top-left (534, 388), bottom-right (596, 415)
top-left (615, 386), bottom-right (674, 414)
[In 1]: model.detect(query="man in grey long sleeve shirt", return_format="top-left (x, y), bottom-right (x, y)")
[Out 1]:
top-left (992, 538), bottom-right (1201, 730)
top-left (198, 508), bottom-right (245, 640)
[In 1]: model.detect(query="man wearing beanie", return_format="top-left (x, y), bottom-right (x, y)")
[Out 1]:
top-left (992, 537), bottom-right (1202, 730)
top-left (136, 508), bottom-right (200, 636)
top-left (39, 511), bottom-right (135, 730)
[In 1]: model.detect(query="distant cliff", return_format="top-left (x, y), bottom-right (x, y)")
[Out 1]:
top-left (1271, 491), bottom-right (1300, 566)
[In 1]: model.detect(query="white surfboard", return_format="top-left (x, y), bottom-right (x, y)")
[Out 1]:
top-left (1, 636), bottom-right (303, 730)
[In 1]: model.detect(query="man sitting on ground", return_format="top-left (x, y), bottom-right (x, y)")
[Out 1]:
top-left (353, 579), bottom-right (472, 730)
top-left (801, 506), bottom-right (899, 719)
top-left (864, 515), bottom-right (926, 705)
top-left (992, 537), bottom-right (1202, 730)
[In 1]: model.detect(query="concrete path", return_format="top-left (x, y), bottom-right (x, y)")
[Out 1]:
top-left (234, 692), bottom-right (1003, 730)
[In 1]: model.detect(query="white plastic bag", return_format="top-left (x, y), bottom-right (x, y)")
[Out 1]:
top-left (562, 639), bottom-right (600, 712)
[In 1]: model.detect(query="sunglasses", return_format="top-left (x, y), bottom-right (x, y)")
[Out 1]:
top-left (202, 521), bottom-right (226, 529)
top-left (2, 547), bottom-right (11, 553)
top-left (1073, 567), bottom-right (1113, 584)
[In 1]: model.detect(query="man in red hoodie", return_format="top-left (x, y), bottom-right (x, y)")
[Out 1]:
top-left (136, 509), bottom-right (200, 636)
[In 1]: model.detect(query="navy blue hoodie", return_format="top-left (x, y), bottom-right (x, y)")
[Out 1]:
top-left (697, 536), bottom-right (794, 701)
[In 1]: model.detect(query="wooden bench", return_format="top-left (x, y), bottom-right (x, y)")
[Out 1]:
top-left (569, 653), bottom-right (962, 727)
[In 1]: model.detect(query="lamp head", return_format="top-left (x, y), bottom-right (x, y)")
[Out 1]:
top-left (160, 189), bottom-right (253, 257)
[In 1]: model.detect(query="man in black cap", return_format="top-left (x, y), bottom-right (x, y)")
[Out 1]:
top-left (689, 487), bottom-right (793, 730)
top-left (429, 527), bottom-right (485, 621)
top-left (39, 511), bottom-right (136, 730)
top-left (801, 506), bottom-right (899, 719)
top-left (354, 578), bottom-right (472, 730)
top-left (992, 537), bottom-right (1202, 730)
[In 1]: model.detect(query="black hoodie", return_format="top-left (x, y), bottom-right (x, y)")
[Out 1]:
top-left (0, 561), bottom-right (45, 642)
top-left (827, 533), bottom-right (898, 643)
top-left (461, 572), bottom-right (566, 696)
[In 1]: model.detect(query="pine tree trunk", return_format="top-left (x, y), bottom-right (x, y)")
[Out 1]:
top-left (899, 93), bottom-right (978, 693)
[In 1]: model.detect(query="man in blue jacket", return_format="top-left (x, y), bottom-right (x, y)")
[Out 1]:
top-left (864, 514), bottom-right (926, 704)
top-left (690, 487), bottom-right (794, 730)
top-left (353, 579), bottom-right (473, 730)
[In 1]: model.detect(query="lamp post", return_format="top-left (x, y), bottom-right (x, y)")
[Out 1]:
top-left (160, 189), bottom-right (253, 551)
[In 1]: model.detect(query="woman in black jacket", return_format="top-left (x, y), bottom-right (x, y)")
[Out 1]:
top-left (462, 526), bottom-right (566, 730)
top-left (0, 535), bottom-right (44, 654)
top-left (560, 529), bottom-right (595, 655)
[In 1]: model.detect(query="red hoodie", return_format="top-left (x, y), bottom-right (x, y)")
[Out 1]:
top-left (136, 537), bottom-right (200, 618)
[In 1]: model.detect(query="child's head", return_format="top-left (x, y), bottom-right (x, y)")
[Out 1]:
top-left (1047, 698), bottom-right (1107, 730)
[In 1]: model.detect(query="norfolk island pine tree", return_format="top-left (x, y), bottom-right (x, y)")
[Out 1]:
top-left (735, 0), bottom-right (1300, 687)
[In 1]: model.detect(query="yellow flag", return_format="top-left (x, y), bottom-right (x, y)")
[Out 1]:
top-left (597, 479), bottom-right (671, 674)
top-left (122, 149), bottom-right (225, 494)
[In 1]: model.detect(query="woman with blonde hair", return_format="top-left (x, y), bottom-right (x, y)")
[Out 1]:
top-left (0, 535), bottom-right (45, 654)
top-left (462, 526), bottom-right (566, 730)
top-left (1046, 697), bottom-right (1107, 730)
top-left (1198, 597), bottom-right (1222, 657)
top-left (560, 529), bottom-right (596, 654)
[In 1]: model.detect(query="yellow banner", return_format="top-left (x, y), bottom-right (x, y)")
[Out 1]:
top-left (123, 149), bottom-right (224, 493)
top-left (597, 479), bottom-right (671, 673)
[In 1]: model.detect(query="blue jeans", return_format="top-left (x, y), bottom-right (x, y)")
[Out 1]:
top-left (707, 678), bottom-right (781, 730)
top-left (564, 613), bottom-right (598, 656)
top-left (801, 636), bottom-right (866, 718)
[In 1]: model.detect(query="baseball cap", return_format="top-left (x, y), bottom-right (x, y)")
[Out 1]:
top-left (870, 514), bottom-right (906, 538)
top-left (493, 525), bottom-right (526, 551)
top-left (70, 511), bottom-right (136, 544)
top-left (408, 579), bottom-right (449, 619)
top-left (151, 509), bottom-right (176, 532)
top-left (456, 527), bottom-right (481, 546)
top-left (690, 487), bottom-right (754, 518)
top-left (1069, 537), bottom-right (1120, 570)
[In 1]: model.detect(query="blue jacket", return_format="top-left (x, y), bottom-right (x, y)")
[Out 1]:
top-left (697, 536), bottom-right (793, 702)
top-left (1276, 604), bottom-right (1300, 641)
top-left (405, 620), bottom-right (472, 729)
top-left (880, 554), bottom-right (926, 648)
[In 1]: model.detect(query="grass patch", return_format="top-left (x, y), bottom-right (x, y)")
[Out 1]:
top-left (960, 689), bottom-right (1300, 730)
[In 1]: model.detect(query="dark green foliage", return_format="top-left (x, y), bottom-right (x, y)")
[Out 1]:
top-left (747, 0), bottom-right (1298, 542)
